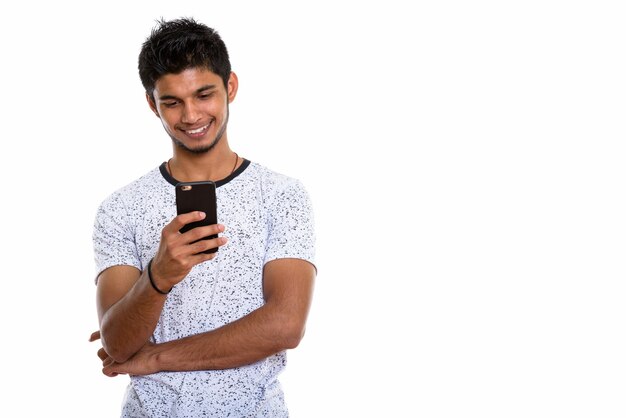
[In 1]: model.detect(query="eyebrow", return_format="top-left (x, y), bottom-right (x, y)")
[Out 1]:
top-left (158, 84), bottom-right (217, 101)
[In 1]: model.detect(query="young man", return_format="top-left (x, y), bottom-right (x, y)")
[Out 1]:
top-left (90, 18), bottom-right (316, 417)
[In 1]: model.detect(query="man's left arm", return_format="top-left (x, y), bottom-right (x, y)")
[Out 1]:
top-left (96, 257), bottom-right (315, 376)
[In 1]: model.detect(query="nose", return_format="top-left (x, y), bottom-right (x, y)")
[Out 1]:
top-left (181, 103), bottom-right (201, 124)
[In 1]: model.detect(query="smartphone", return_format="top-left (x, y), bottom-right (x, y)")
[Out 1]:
top-left (175, 181), bottom-right (219, 254)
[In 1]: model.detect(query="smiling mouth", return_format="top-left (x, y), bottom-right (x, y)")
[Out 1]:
top-left (182, 122), bottom-right (212, 137)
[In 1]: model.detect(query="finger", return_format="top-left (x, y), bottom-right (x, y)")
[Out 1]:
top-left (103, 363), bottom-right (127, 378)
top-left (89, 330), bottom-right (101, 342)
top-left (165, 211), bottom-right (207, 234)
top-left (181, 224), bottom-right (225, 245)
top-left (103, 366), bottom-right (119, 378)
top-left (97, 347), bottom-right (108, 361)
top-left (188, 236), bottom-right (228, 256)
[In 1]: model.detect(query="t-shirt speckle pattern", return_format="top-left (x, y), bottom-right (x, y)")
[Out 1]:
top-left (93, 161), bottom-right (315, 417)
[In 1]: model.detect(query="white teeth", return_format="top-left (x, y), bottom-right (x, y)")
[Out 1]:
top-left (186, 125), bottom-right (208, 134)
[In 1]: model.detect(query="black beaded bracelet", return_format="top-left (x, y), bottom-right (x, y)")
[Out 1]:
top-left (147, 259), bottom-right (171, 295)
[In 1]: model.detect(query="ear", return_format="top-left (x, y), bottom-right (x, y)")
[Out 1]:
top-left (146, 92), bottom-right (160, 118)
top-left (227, 72), bottom-right (239, 103)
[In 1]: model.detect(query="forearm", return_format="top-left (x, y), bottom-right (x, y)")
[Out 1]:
top-left (99, 269), bottom-right (167, 362)
top-left (150, 303), bottom-right (300, 372)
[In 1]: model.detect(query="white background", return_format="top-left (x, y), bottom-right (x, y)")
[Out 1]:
top-left (0, 0), bottom-right (625, 416)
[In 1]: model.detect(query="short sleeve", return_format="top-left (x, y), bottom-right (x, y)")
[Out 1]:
top-left (92, 192), bottom-right (141, 283)
top-left (264, 179), bottom-right (316, 268)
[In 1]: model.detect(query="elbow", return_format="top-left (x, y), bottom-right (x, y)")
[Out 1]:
top-left (101, 340), bottom-right (132, 364)
top-left (107, 348), bottom-right (133, 364)
top-left (99, 327), bottom-right (134, 363)
top-left (104, 343), bottom-right (134, 364)
top-left (283, 335), bottom-right (303, 350)
top-left (277, 321), bottom-right (306, 350)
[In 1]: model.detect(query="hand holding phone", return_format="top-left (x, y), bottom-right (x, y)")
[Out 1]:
top-left (175, 181), bottom-right (219, 254)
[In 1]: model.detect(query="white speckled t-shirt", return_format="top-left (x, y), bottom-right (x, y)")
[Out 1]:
top-left (93, 160), bottom-right (316, 417)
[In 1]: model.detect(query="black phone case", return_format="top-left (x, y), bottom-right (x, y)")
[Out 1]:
top-left (175, 181), bottom-right (218, 254)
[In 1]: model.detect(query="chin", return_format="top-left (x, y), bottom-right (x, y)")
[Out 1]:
top-left (173, 136), bottom-right (220, 154)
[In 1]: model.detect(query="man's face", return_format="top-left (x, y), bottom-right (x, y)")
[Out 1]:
top-left (148, 67), bottom-right (237, 154)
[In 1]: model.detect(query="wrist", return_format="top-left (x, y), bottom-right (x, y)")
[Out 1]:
top-left (147, 343), bottom-right (165, 374)
top-left (147, 259), bottom-right (172, 295)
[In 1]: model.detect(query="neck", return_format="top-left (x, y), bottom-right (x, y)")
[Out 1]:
top-left (169, 140), bottom-right (239, 182)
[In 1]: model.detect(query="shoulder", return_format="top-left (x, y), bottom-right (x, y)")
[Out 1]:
top-left (243, 162), bottom-right (314, 221)
top-left (245, 161), bottom-right (308, 195)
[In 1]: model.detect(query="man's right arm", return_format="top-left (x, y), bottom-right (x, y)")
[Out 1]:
top-left (96, 265), bottom-right (167, 363)
top-left (96, 212), bottom-right (227, 363)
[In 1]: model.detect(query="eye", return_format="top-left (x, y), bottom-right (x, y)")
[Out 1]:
top-left (199, 92), bottom-right (215, 100)
top-left (162, 101), bottom-right (179, 108)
